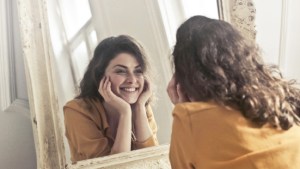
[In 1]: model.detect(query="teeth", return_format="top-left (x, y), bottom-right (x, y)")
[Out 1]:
top-left (123, 88), bottom-right (136, 92)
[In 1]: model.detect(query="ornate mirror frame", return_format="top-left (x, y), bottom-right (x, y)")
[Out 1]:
top-left (16, 0), bottom-right (170, 168)
top-left (16, 0), bottom-right (255, 168)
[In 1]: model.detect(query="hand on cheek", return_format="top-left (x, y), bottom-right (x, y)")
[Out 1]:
top-left (167, 75), bottom-right (190, 104)
top-left (136, 79), bottom-right (152, 106)
top-left (99, 76), bottom-right (130, 114)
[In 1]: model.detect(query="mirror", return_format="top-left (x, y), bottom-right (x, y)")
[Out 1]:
top-left (46, 0), bottom-right (174, 164)
top-left (17, 0), bottom-right (245, 168)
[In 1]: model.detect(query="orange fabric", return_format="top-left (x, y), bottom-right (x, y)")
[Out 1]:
top-left (170, 102), bottom-right (300, 169)
top-left (63, 98), bottom-right (158, 162)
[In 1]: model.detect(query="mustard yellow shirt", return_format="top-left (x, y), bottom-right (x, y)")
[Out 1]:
top-left (170, 102), bottom-right (300, 169)
top-left (64, 98), bottom-right (158, 162)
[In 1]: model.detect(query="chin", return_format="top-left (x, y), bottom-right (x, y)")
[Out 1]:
top-left (126, 99), bottom-right (138, 105)
top-left (121, 97), bottom-right (138, 104)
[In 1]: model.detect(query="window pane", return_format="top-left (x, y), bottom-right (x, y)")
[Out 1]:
top-left (88, 30), bottom-right (98, 54)
top-left (71, 42), bottom-right (89, 84)
top-left (60, 0), bottom-right (92, 40)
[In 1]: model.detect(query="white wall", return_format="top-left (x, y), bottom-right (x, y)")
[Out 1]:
top-left (283, 0), bottom-right (300, 81)
top-left (255, 0), bottom-right (300, 82)
top-left (255, 0), bottom-right (282, 65)
top-left (0, 0), bottom-right (36, 168)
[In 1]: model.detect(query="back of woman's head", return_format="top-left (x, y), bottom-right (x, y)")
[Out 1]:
top-left (173, 15), bottom-right (252, 101)
top-left (173, 15), bottom-right (300, 130)
top-left (76, 35), bottom-right (150, 101)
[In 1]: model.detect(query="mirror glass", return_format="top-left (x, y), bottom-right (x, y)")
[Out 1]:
top-left (45, 0), bottom-right (219, 163)
top-left (46, 0), bottom-right (172, 163)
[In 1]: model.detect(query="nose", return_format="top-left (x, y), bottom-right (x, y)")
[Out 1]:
top-left (126, 73), bottom-right (137, 84)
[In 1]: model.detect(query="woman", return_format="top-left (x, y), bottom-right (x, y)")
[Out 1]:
top-left (64, 35), bottom-right (158, 162)
top-left (167, 15), bottom-right (300, 169)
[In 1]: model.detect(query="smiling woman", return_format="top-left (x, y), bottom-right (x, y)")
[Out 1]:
top-left (45, 0), bottom-right (175, 165)
top-left (63, 35), bottom-right (159, 162)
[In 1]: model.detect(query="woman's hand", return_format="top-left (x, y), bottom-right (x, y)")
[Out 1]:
top-left (167, 74), bottom-right (190, 104)
top-left (99, 76), bottom-right (132, 154)
top-left (98, 76), bottom-right (131, 115)
top-left (135, 79), bottom-right (152, 107)
top-left (131, 79), bottom-right (153, 142)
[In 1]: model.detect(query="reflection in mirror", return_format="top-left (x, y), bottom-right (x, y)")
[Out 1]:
top-left (63, 35), bottom-right (160, 162)
top-left (46, 0), bottom-right (175, 163)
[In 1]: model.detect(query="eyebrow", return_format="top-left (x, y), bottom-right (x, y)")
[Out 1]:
top-left (113, 64), bottom-right (142, 69)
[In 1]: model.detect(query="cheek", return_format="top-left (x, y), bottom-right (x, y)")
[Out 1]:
top-left (108, 75), bottom-right (125, 90)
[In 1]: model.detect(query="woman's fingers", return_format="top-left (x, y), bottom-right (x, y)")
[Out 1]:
top-left (106, 80), bottom-right (114, 99)
top-left (143, 79), bottom-right (152, 96)
top-left (167, 74), bottom-right (191, 104)
top-left (99, 76), bottom-right (112, 100)
top-left (101, 77), bottom-right (113, 100)
top-left (177, 84), bottom-right (190, 103)
top-left (167, 75), bottom-right (179, 104)
top-left (176, 84), bottom-right (184, 101)
top-left (103, 76), bottom-right (109, 90)
top-left (98, 77), bottom-right (105, 95)
top-left (136, 79), bottom-right (152, 105)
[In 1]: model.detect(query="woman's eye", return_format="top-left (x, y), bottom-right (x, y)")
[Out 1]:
top-left (134, 69), bottom-right (143, 76)
top-left (115, 69), bottom-right (127, 74)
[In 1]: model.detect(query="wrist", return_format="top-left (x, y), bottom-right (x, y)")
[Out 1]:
top-left (135, 100), bottom-right (147, 107)
top-left (132, 103), bottom-right (146, 113)
top-left (118, 110), bottom-right (132, 121)
top-left (118, 106), bottom-right (132, 117)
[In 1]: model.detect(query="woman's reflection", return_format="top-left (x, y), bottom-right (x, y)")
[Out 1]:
top-left (63, 35), bottom-right (159, 162)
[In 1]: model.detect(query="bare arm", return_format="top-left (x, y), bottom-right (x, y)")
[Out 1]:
top-left (132, 80), bottom-right (154, 142)
top-left (132, 104), bottom-right (153, 142)
top-left (99, 77), bottom-right (132, 154)
top-left (110, 107), bottom-right (132, 154)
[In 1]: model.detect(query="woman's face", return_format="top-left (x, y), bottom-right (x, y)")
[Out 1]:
top-left (104, 53), bottom-right (145, 104)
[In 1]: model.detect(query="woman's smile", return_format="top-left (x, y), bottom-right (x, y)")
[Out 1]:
top-left (121, 87), bottom-right (139, 92)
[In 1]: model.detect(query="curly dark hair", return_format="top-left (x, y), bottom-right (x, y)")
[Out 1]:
top-left (76, 35), bottom-right (152, 103)
top-left (173, 15), bottom-right (300, 130)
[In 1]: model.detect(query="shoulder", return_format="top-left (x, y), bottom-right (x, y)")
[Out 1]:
top-left (172, 102), bottom-right (219, 117)
top-left (63, 98), bottom-right (104, 117)
top-left (64, 99), bottom-right (90, 112)
top-left (63, 98), bottom-right (108, 130)
top-left (172, 102), bottom-right (244, 124)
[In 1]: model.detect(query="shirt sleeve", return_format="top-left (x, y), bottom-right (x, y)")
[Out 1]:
top-left (169, 104), bottom-right (196, 169)
top-left (132, 106), bottom-right (159, 149)
top-left (64, 106), bottom-right (111, 162)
